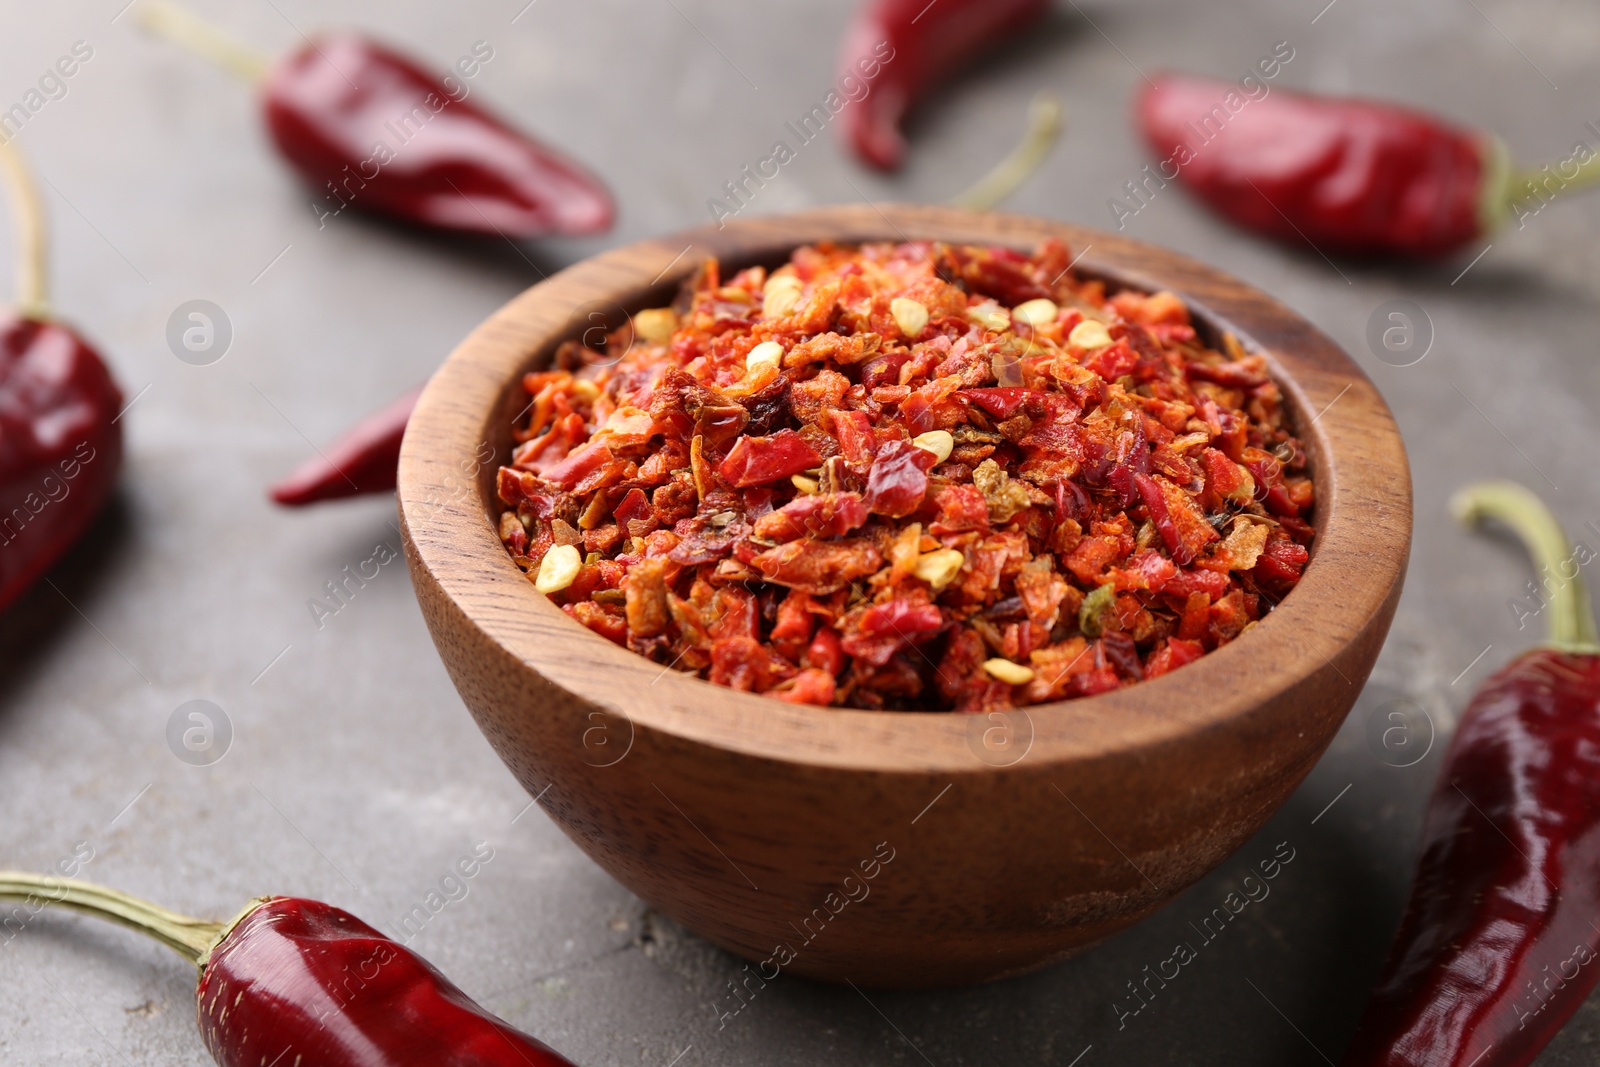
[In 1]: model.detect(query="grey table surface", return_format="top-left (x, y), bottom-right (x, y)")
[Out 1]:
top-left (2, 0), bottom-right (1598, 1063)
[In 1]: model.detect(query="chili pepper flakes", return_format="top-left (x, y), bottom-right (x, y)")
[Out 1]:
top-left (495, 241), bottom-right (1315, 710)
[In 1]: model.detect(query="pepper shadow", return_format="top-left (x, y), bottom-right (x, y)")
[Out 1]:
top-left (1254, 774), bottom-right (1431, 1060)
top-left (0, 491), bottom-right (136, 705)
top-left (1358, 248), bottom-right (1592, 300)
top-left (1241, 235), bottom-right (1600, 306)
top-left (294, 504), bottom-right (411, 589)
top-left (304, 200), bottom-right (582, 286)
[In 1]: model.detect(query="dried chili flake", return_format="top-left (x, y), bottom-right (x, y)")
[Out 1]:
top-left (718, 429), bottom-right (821, 487)
top-left (495, 240), bottom-right (1315, 709)
top-left (864, 440), bottom-right (938, 518)
top-left (749, 539), bottom-right (883, 596)
top-left (754, 492), bottom-right (869, 542)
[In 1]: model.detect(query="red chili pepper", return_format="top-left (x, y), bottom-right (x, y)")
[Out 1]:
top-left (717, 429), bottom-right (822, 488)
top-left (267, 34), bottom-right (612, 236)
top-left (270, 385), bottom-right (421, 506)
top-left (1184, 359), bottom-right (1266, 390)
top-left (142, 3), bottom-right (612, 238)
top-left (612, 487), bottom-right (653, 530)
top-left (1133, 472), bottom-right (1191, 565)
top-left (541, 438), bottom-right (613, 491)
top-left (829, 408), bottom-right (878, 463)
top-left (0, 140), bottom-right (122, 612)
top-left (840, 596), bottom-right (944, 666)
top-left (753, 492), bottom-right (869, 541)
top-left (961, 387), bottom-right (1035, 420)
top-left (837, 0), bottom-right (1050, 170)
top-left (1136, 74), bottom-right (1587, 258)
top-left (1340, 482), bottom-right (1600, 1066)
top-left (863, 437), bottom-right (938, 518)
top-left (0, 873), bottom-right (578, 1067)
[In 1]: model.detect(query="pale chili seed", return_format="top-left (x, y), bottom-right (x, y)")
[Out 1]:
top-left (535, 544), bottom-right (582, 594)
top-left (1068, 319), bottom-right (1114, 350)
top-left (634, 308), bottom-right (678, 344)
top-left (1012, 298), bottom-right (1058, 327)
top-left (911, 429), bottom-right (954, 464)
top-left (890, 297), bottom-right (930, 338)
top-left (983, 659), bottom-right (1036, 685)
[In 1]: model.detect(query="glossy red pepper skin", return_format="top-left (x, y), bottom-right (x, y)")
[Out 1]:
top-left (1137, 74), bottom-right (1491, 258)
top-left (264, 34), bottom-right (613, 237)
top-left (197, 897), bottom-right (577, 1067)
top-left (1341, 648), bottom-right (1600, 1066)
top-left (961, 387), bottom-right (1034, 420)
top-left (717, 429), bottom-right (822, 488)
top-left (0, 314), bottom-right (122, 610)
top-left (270, 385), bottom-right (421, 506)
top-left (837, 0), bottom-right (1049, 170)
top-left (863, 438), bottom-right (937, 518)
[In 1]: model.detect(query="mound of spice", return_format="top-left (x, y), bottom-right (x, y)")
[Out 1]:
top-left (495, 241), bottom-right (1314, 710)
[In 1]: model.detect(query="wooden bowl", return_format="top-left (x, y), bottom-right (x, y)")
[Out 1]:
top-left (398, 204), bottom-right (1411, 988)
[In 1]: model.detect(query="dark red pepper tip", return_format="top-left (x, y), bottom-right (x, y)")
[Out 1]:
top-left (836, 21), bottom-right (908, 172)
top-left (262, 32), bottom-right (614, 238)
top-left (269, 462), bottom-right (373, 506)
top-left (835, 0), bottom-right (1051, 172)
top-left (834, 3), bottom-right (914, 173)
top-left (269, 385), bottom-right (421, 507)
top-left (840, 91), bottom-right (908, 172)
top-left (1134, 71), bottom-right (1271, 170)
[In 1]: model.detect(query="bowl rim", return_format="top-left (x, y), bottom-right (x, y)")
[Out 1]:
top-left (398, 204), bottom-right (1411, 774)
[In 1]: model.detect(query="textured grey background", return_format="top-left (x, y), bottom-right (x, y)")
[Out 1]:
top-left (1, 0), bottom-right (1597, 1063)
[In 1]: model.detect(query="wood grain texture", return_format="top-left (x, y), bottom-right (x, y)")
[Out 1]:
top-left (397, 204), bottom-right (1412, 988)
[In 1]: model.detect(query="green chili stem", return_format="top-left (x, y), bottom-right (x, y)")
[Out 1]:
top-left (138, 0), bottom-right (271, 83)
top-left (1451, 481), bottom-right (1600, 653)
top-left (0, 137), bottom-right (49, 320)
top-left (0, 872), bottom-right (225, 966)
top-left (950, 94), bottom-right (1064, 211)
top-left (1502, 145), bottom-right (1600, 218)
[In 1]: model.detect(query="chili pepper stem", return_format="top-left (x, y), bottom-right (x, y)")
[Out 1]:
top-left (0, 137), bottom-right (49, 320)
top-left (1476, 134), bottom-right (1512, 239)
top-left (138, 0), bottom-right (271, 83)
top-left (1499, 146), bottom-right (1600, 222)
top-left (0, 871), bottom-right (258, 968)
top-left (950, 94), bottom-right (1064, 211)
top-left (1452, 480), bottom-right (1600, 653)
